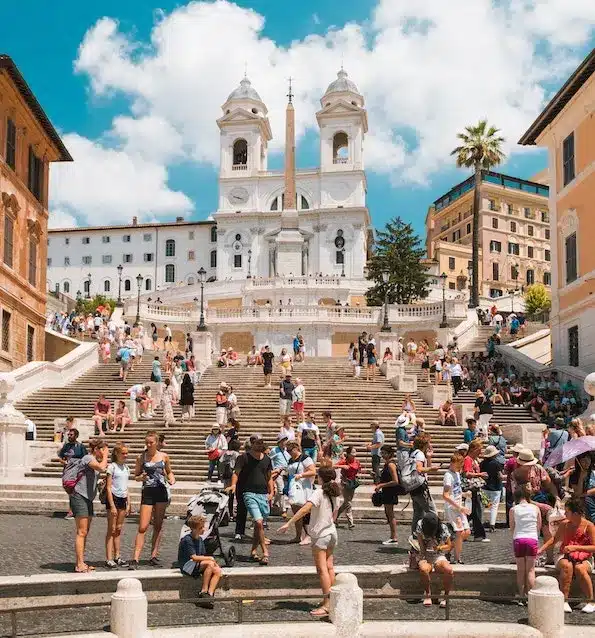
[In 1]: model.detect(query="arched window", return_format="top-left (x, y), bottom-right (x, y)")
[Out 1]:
top-left (232, 139), bottom-right (248, 167)
top-left (165, 239), bottom-right (176, 257)
top-left (187, 276), bottom-right (195, 285)
top-left (165, 264), bottom-right (175, 283)
top-left (544, 272), bottom-right (551, 286)
top-left (270, 196), bottom-right (279, 211)
top-left (63, 281), bottom-right (70, 294)
top-left (210, 226), bottom-right (217, 243)
top-left (104, 280), bottom-right (111, 293)
top-left (145, 278), bottom-right (152, 291)
top-left (526, 269), bottom-right (535, 285)
top-left (333, 132), bottom-right (349, 164)
top-left (54, 283), bottom-right (60, 293)
top-left (300, 195), bottom-right (310, 210)
top-left (83, 280), bottom-right (90, 295)
top-left (210, 250), bottom-right (217, 268)
top-left (124, 279), bottom-right (131, 292)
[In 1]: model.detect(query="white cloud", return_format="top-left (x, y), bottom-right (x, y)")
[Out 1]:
top-left (51, 0), bottom-right (595, 224)
top-left (48, 209), bottom-right (78, 230)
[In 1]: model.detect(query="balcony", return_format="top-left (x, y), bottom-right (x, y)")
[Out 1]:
top-left (232, 164), bottom-right (248, 171)
top-left (333, 158), bottom-right (349, 165)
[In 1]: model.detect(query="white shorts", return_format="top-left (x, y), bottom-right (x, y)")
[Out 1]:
top-left (279, 399), bottom-right (292, 415)
top-left (445, 509), bottom-right (470, 532)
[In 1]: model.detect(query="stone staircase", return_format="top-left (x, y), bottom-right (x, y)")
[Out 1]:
top-left (462, 321), bottom-right (546, 354)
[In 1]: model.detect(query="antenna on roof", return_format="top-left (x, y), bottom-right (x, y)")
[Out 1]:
top-left (244, 61), bottom-right (248, 78)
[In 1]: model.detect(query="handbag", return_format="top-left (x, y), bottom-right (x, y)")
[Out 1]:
top-left (208, 449), bottom-right (222, 461)
top-left (288, 480), bottom-right (307, 506)
top-left (371, 491), bottom-right (383, 507)
top-left (230, 405), bottom-right (241, 419)
top-left (344, 478), bottom-right (361, 491)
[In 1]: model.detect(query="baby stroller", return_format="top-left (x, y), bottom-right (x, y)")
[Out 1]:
top-left (180, 487), bottom-right (236, 566)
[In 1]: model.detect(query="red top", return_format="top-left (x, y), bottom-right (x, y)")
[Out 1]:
top-left (95, 399), bottom-right (110, 414)
top-left (561, 521), bottom-right (593, 559)
top-left (504, 457), bottom-right (519, 490)
top-left (463, 455), bottom-right (478, 474)
top-left (340, 458), bottom-right (361, 481)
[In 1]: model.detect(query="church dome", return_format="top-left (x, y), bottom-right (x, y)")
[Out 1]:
top-left (227, 77), bottom-right (262, 102)
top-left (324, 69), bottom-right (360, 96)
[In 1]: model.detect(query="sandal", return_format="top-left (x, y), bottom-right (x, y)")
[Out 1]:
top-left (439, 600), bottom-right (447, 608)
top-left (423, 597), bottom-right (432, 607)
top-left (259, 555), bottom-right (269, 566)
top-left (249, 553), bottom-right (260, 562)
top-left (310, 606), bottom-right (329, 617)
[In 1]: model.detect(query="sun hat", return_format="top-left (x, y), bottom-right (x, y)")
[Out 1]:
top-left (510, 443), bottom-right (526, 454)
top-left (455, 443), bottom-right (469, 452)
top-left (277, 432), bottom-right (289, 442)
top-left (517, 449), bottom-right (538, 466)
top-left (396, 415), bottom-right (409, 427)
top-left (482, 445), bottom-right (499, 459)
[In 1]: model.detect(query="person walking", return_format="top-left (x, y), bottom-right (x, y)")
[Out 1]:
top-left (262, 345), bottom-right (275, 388)
top-left (160, 379), bottom-right (177, 428)
top-left (510, 484), bottom-right (541, 602)
top-left (365, 339), bottom-right (377, 382)
top-left (279, 373), bottom-right (294, 421)
top-left (367, 421), bottom-right (384, 483)
top-left (286, 441), bottom-right (317, 545)
top-left (215, 383), bottom-right (229, 427)
top-left (297, 412), bottom-right (322, 462)
top-left (474, 390), bottom-right (494, 438)
top-left (179, 373), bottom-right (195, 421)
top-left (205, 425), bottom-right (228, 482)
top-left (105, 443), bottom-right (131, 569)
top-left (480, 444), bottom-right (503, 533)
top-left (375, 445), bottom-right (400, 545)
top-left (129, 431), bottom-right (175, 570)
top-left (292, 377), bottom-right (306, 424)
top-left (450, 357), bottom-right (463, 397)
top-left (335, 446), bottom-right (361, 530)
top-left (410, 434), bottom-right (439, 534)
top-left (462, 440), bottom-right (489, 542)
top-left (269, 433), bottom-right (291, 515)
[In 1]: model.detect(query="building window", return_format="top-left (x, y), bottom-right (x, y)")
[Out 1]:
top-left (82, 256), bottom-right (92, 265)
top-left (270, 197), bottom-right (279, 211)
top-left (332, 132), bottom-right (349, 163)
top-left (492, 262), bottom-right (499, 281)
top-left (510, 221), bottom-right (517, 233)
top-left (301, 195), bottom-right (310, 210)
top-left (232, 139), bottom-right (248, 166)
top-left (448, 282), bottom-right (456, 290)
top-left (64, 257), bottom-right (70, 266)
top-left (452, 229), bottom-right (461, 241)
top-left (165, 264), bottom-right (175, 283)
top-left (526, 269), bottom-right (534, 285)
top-left (3, 215), bottom-right (13, 268)
top-left (145, 278), bottom-right (152, 291)
top-left (489, 288), bottom-right (503, 298)
top-left (83, 280), bottom-right (90, 295)
top-left (233, 254), bottom-right (242, 269)
top-left (527, 246), bottom-right (534, 258)
top-left (5, 118), bottom-right (16, 170)
top-left (466, 223), bottom-right (471, 235)
top-left (563, 132), bottom-right (575, 186)
top-left (144, 253), bottom-right (154, 262)
top-left (544, 272), bottom-right (551, 286)
top-left (28, 147), bottom-right (44, 203)
top-left (123, 254), bottom-right (133, 263)
top-left (65, 237), bottom-right (70, 245)
top-left (492, 218), bottom-right (498, 229)
top-left (489, 240), bottom-right (502, 253)
top-left (28, 237), bottom-right (37, 286)
top-left (47, 258), bottom-right (52, 267)
top-left (565, 232), bottom-right (578, 284)
top-left (448, 257), bottom-right (455, 270)
top-left (124, 279), bottom-right (131, 292)
top-left (523, 207), bottom-right (531, 218)
top-left (336, 249), bottom-right (345, 265)
top-left (63, 281), bottom-right (70, 293)
top-left (165, 239), bottom-right (176, 257)
top-left (545, 229), bottom-right (550, 240)
top-left (508, 242), bottom-right (520, 256)
top-left (210, 227), bottom-right (217, 243)
top-left (102, 236), bottom-right (110, 243)
top-left (541, 211), bottom-right (549, 223)
top-left (82, 237), bottom-right (90, 244)
top-left (545, 249), bottom-right (551, 262)
top-left (1, 309), bottom-right (11, 352)
top-left (143, 233), bottom-right (152, 242)
top-left (188, 231), bottom-right (194, 240)
top-left (210, 250), bottom-right (217, 268)
top-left (568, 325), bottom-right (579, 367)
top-left (506, 203), bottom-right (513, 215)
top-left (102, 255), bottom-right (112, 264)
top-left (104, 280), bottom-right (110, 293)
top-left (26, 326), bottom-right (34, 362)
top-left (123, 235), bottom-right (131, 243)
top-left (488, 199), bottom-right (497, 211)
top-left (528, 225), bottom-right (534, 237)
top-left (511, 265), bottom-right (519, 281)
top-left (187, 276), bottom-right (195, 285)
top-left (188, 250), bottom-right (195, 261)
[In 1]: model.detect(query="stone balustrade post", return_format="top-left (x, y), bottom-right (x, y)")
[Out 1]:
top-left (528, 575), bottom-right (564, 638)
top-left (191, 331), bottom-right (213, 374)
top-left (111, 578), bottom-right (149, 638)
top-left (329, 572), bottom-right (363, 637)
top-left (0, 374), bottom-right (28, 479)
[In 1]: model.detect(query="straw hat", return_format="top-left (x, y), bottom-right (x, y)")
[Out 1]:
top-left (396, 415), bottom-right (409, 427)
top-left (482, 445), bottom-right (499, 459)
top-left (517, 449), bottom-right (538, 466)
top-left (455, 443), bottom-right (469, 452)
top-left (510, 443), bottom-right (525, 454)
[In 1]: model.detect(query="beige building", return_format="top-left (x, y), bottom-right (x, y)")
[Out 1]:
top-left (520, 48), bottom-right (595, 371)
top-left (426, 170), bottom-right (551, 300)
top-left (0, 55), bottom-right (72, 370)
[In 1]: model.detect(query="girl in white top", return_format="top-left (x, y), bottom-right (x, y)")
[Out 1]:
top-left (442, 452), bottom-right (471, 563)
top-left (510, 484), bottom-right (542, 600)
top-left (278, 466), bottom-right (342, 618)
top-left (105, 444), bottom-right (131, 568)
top-left (285, 441), bottom-right (316, 545)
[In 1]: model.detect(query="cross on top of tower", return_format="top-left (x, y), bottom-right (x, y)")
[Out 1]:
top-left (287, 77), bottom-right (293, 104)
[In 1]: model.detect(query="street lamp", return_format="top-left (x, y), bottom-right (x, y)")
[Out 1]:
top-left (247, 249), bottom-right (252, 279)
top-left (381, 271), bottom-right (391, 332)
top-left (76, 290), bottom-right (82, 303)
top-left (134, 273), bottom-right (143, 326)
top-left (197, 267), bottom-right (207, 331)
top-left (440, 272), bottom-right (449, 328)
top-left (86, 273), bottom-right (92, 299)
top-left (340, 248), bottom-right (346, 277)
top-left (467, 263), bottom-right (473, 309)
top-left (116, 264), bottom-right (124, 306)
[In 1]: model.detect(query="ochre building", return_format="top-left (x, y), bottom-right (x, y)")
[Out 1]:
top-left (0, 55), bottom-right (71, 371)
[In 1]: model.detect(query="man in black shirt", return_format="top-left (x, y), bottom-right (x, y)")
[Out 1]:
top-left (262, 345), bottom-right (275, 388)
top-left (229, 434), bottom-right (273, 564)
top-left (357, 331), bottom-right (367, 367)
top-left (279, 373), bottom-right (294, 419)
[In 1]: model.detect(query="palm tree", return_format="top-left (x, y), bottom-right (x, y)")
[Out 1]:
top-left (451, 120), bottom-right (505, 308)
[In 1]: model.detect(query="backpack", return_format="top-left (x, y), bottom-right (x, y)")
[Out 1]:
top-left (218, 453), bottom-right (236, 481)
top-left (62, 457), bottom-right (86, 495)
top-left (396, 451), bottom-right (425, 494)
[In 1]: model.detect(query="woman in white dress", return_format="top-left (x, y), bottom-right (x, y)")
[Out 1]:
top-left (171, 361), bottom-right (183, 402)
top-left (286, 441), bottom-right (316, 545)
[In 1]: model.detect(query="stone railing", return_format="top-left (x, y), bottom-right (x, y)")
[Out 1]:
top-left (209, 305), bottom-right (377, 324)
top-left (451, 308), bottom-right (479, 349)
top-left (248, 276), bottom-right (345, 288)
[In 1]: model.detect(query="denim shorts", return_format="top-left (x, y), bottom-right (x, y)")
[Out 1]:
top-left (243, 492), bottom-right (270, 522)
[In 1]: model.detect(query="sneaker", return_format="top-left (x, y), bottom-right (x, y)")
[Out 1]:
top-left (149, 556), bottom-right (161, 567)
top-left (348, 523), bottom-right (356, 530)
top-left (480, 538), bottom-right (491, 543)
top-left (382, 539), bottom-right (399, 545)
top-left (582, 603), bottom-right (595, 614)
top-left (564, 602), bottom-right (572, 613)
top-left (65, 512), bottom-right (74, 520)
top-left (234, 534), bottom-right (242, 540)
top-left (115, 557), bottom-right (129, 568)
top-left (105, 560), bottom-right (118, 569)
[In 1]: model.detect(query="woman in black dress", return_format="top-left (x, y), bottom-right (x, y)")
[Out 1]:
top-left (179, 373), bottom-right (195, 421)
top-left (375, 445), bottom-right (400, 545)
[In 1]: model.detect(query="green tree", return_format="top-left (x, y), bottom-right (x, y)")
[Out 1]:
top-left (75, 294), bottom-right (114, 315)
top-left (524, 283), bottom-right (551, 317)
top-left (451, 120), bottom-right (505, 308)
top-left (366, 217), bottom-right (429, 306)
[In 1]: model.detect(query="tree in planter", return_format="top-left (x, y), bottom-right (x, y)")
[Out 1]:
top-left (451, 120), bottom-right (505, 308)
top-left (524, 283), bottom-right (551, 318)
top-left (366, 217), bottom-right (429, 306)
top-left (75, 294), bottom-right (114, 316)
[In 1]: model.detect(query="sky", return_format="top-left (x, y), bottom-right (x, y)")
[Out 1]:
top-left (2, 0), bottom-right (594, 239)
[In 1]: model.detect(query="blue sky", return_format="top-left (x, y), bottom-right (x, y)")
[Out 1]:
top-left (2, 1), bottom-right (594, 239)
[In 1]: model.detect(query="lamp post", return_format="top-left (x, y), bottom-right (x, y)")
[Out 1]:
top-left (134, 273), bottom-right (143, 326)
top-left (197, 267), bottom-right (207, 331)
top-left (247, 249), bottom-right (252, 279)
top-left (340, 248), bottom-right (345, 277)
top-left (440, 272), bottom-right (449, 328)
top-left (76, 290), bottom-right (82, 303)
top-left (116, 264), bottom-right (123, 306)
top-left (86, 273), bottom-right (92, 299)
top-left (467, 263), bottom-right (473, 308)
top-left (381, 271), bottom-right (391, 332)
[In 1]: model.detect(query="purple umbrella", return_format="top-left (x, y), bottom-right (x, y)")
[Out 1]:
top-left (544, 436), bottom-right (595, 467)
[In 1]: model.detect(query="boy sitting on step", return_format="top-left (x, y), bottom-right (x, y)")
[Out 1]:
top-left (178, 515), bottom-right (222, 608)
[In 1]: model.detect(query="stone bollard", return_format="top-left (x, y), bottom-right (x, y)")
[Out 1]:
top-left (111, 578), bottom-right (149, 638)
top-left (329, 572), bottom-right (363, 637)
top-left (528, 575), bottom-right (564, 638)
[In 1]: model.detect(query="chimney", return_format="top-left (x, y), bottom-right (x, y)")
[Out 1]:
top-left (176, 216), bottom-right (184, 223)
top-left (132, 216), bottom-right (138, 226)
